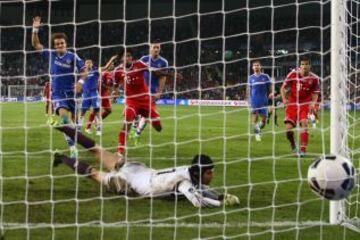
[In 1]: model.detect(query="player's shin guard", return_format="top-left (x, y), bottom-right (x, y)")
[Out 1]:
top-left (56, 126), bottom-right (96, 149)
top-left (118, 129), bottom-right (127, 154)
top-left (286, 130), bottom-right (296, 149)
top-left (300, 129), bottom-right (309, 152)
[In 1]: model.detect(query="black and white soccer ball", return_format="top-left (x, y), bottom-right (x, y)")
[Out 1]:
top-left (307, 155), bottom-right (356, 200)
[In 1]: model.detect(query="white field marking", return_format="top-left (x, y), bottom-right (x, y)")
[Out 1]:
top-left (1, 221), bottom-right (332, 230)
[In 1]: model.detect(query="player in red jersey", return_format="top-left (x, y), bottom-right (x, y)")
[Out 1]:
top-left (113, 49), bottom-right (163, 156)
top-left (280, 56), bottom-right (320, 157)
top-left (43, 81), bottom-right (53, 123)
top-left (85, 56), bottom-right (117, 134)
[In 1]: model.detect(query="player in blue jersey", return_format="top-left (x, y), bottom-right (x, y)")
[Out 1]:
top-left (32, 16), bottom-right (87, 157)
top-left (78, 56), bottom-right (118, 136)
top-left (77, 60), bottom-right (102, 135)
top-left (247, 60), bottom-right (273, 141)
top-left (130, 41), bottom-right (169, 144)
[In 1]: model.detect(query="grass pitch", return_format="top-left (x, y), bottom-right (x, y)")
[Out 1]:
top-left (0, 102), bottom-right (359, 239)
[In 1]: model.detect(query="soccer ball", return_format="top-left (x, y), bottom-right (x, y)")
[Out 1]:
top-left (307, 155), bottom-right (356, 200)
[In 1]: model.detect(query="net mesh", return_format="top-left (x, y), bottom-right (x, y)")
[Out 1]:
top-left (0, 0), bottom-right (359, 239)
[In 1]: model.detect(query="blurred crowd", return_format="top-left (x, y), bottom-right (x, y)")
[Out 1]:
top-left (1, 5), bottom-right (358, 101)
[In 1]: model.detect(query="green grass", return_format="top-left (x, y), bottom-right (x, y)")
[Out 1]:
top-left (0, 102), bottom-right (359, 240)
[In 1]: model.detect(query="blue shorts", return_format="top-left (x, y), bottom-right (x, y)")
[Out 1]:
top-left (52, 91), bottom-right (76, 114)
top-left (251, 106), bottom-right (268, 116)
top-left (82, 92), bottom-right (100, 113)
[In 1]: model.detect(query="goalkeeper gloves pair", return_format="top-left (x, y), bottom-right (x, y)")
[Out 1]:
top-left (222, 193), bottom-right (240, 206)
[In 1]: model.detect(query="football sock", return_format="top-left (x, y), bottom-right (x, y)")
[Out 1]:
top-left (118, 129), bottom-right (127, 154)
top-left (78, 115), bottom-right (85, 130)
top-left (274, 112), bottom-right (278, 125)
top-left (60, 116), bottom-right (75, 146)
top-left (95, 115), bottom-right (101, 131)
top-left (87, 112), bottom-right (96, 129)
top-left (56, 126), bottom-right (96, 149)
top-left (260, 119), bottom-right (266, 129)
top-left (101, 110), bottom-right (111, 120)
top-left (300, 129), bottom-right (309, 152)
top-left (151, 120), bottom-right (162, 132)
top-left (136, 117), bottom-right (147, 135)
top-left (267, 112), bottom-right (271, 124)
top-left (59, 154), bottom-right (92, 175)
top-left (254, 123), bottom-right (260, 134)
top-left (286, 131), bottom-right (296, 149)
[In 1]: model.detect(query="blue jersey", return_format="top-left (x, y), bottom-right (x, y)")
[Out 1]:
top-left (42, 50), bottom-right (85, 92)
top-left (83, 69), bottom-right (100, 95)
top-left (140, 55), bottom-right (168, 94)
top-left (248, 73), bottom-right (271, 108)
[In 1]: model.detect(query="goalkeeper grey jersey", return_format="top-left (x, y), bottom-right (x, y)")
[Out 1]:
top-left (103, 161), bottom-right (191, 196)
top-left (103, 161), bottom-right (221, 207)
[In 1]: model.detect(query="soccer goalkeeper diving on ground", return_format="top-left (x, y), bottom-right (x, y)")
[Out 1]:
top-left (53, 126), bottom-right (240, 207)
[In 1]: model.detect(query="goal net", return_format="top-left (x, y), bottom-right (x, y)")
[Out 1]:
top-left (0, 0), bottom-right (359, 239)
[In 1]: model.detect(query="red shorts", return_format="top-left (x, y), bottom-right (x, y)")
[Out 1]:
top-left (101, 96), bottom-right (112, 109)
top-left (124, 99), bottom-right (160, 122)
top-left (284, 103), bottom-right (310, 126)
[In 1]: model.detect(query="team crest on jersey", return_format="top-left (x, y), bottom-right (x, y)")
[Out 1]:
top-left (158, 64), bottom-right (162, 67)
top-left (66, 59), bottom-right (72, 64)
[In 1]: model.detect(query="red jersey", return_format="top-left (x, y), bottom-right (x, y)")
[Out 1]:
top-left (100, 71), bottom-right (113, 96)
top-left (284, 71), bottom-right (320, 104)
top-left (43, 81), bottom-right (51, 98)
top-left (113, 61), bottom-right (149, 102)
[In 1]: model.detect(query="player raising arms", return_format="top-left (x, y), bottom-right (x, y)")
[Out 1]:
top-left (85, 56), bottom-right (118, 134)
top-left (113, 49), bottom-right (165, 156)
top-left (32, 16), bottom-right (87, 158)
top-left (280, 56), bottom-right (320, 157)
top-left (247, 60), bottom-right (272, 141)
top-left (130, 41), bottom-right (168, 143)
top-left (53, 125), bottom-right (240, 207)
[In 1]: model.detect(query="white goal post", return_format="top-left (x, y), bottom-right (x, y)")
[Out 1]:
top-left (331, 0), bottom-right (360, 228)
top-left (1, 0), bottom-right (360, 239)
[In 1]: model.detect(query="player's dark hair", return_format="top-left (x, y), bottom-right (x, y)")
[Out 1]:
top-left (252, 59), bottom-right (262, 65)
top-left (299, 55), bottom-right (311, 64)
top-left (151, 39), bottom-right (161, 44)
top-left (51, 32), bottom-right (68, 45)
top-left (189, 154), bottom-right (214, 185)
top-left (120, 48), bottom-right (133, 57)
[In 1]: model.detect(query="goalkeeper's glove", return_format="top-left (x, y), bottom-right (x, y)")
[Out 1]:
top-left (223, 193), bottom-right (240, 206)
